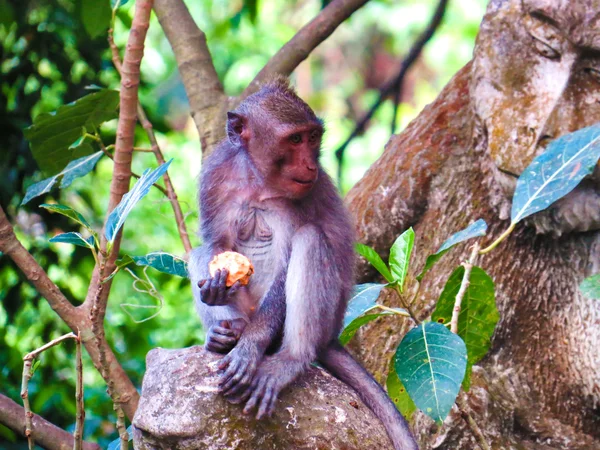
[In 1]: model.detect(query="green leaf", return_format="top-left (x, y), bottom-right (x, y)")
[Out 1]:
top-left (387, 359), bottom-right (416, 420)
top-left (340, 309), bottom-right (406, 346)
top-left (22, 152), bottom-right (103, 205)
top-left (580, 274), bottom-right (600, 299)
top-left (512, 123), bottom-right (600, 224)
top-left (389, 228), bottom-right (415, 292)
top-left (49, 232), bottom-right (95, 249)
top-left (0, 0), bottom-right (15, 29)
top-left (40, 204), bottom-right (93, 230)
top-left (132, 252), bottom-right (188, 277)
top-left (343, 284), bottom-right (386, 328)
top-left (23, 89), bottom-right (119, 175)
top-left (105, 160), bottom-right (173, 243)
top-left (81, 0), bottom-right (112, 38)
top-left (110, 0), bottom-right (131, 7)
top-left (395, 322), bottom-right (467, 423)
top-left (431, 266), bottom-right (498, 391)
top-left (355, 243), bottom-right (394, 283)
top-left (417, 219), bottom-right (488, 282)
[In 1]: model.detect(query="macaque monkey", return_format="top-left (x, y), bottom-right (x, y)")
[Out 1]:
top-left (189, 79), bottom-right (417, 450)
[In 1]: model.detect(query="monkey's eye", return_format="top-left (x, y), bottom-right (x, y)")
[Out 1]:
top-left (290, 133), bottom-right (302, 144)
top-left (308, 130), bottom-right (321, 144)
top-left (584, 67), bottom-right (600, 83)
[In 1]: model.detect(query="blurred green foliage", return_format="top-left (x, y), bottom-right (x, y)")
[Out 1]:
top-left (0, 0), bottom-right (486, 445)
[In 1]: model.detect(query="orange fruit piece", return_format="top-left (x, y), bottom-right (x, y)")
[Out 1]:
top-left (208, 251), bottom-right (254, 287)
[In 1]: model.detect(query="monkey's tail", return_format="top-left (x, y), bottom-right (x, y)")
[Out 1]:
top-left (318, 341), bottom-right (419, 450)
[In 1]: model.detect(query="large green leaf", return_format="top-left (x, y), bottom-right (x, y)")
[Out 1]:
top-left (22, 152), bottom-right (103, 205)
top-left (49, 232), bottom-right (95, 249)
top-left (395, 322), bottom-right (467, 423)
top-left (355, 243), bottom-right (394, 283)
top-left (389, 228), bottom-right (415, 292)
top-left (580, 274), bottom-right (600, 299)
top-left (132, 252), bottom-right (188, 278)
top-left (105, 160), bottom-right (173, 243)
top-left (81, 0), bottom-right (112, 39)
top-left (431, 266), bottom-right (498, 391)
top-left (417, 219), bottom-right (487, 281)
top-left (387, 359), bottom-right (416, 420)
top-left (512, 123), bottom-right (600, 224)
top-left (343, 284), bottom-right (386, 328)
top-left (23, 89), bottom-right (119, 175)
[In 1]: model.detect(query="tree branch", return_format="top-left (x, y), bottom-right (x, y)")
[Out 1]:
top-left (154, 0), bottom-right (225, 153)
top-left (243, 0), bottom-right (370, 98)
top-left (0, 206), bottom-right (140, 420)
top-left (108, 28), bottom-right (193, 255)
top-left (0, 393), bottom-right (100, 450)
top-left (335, 0), bottom-right (449, 184)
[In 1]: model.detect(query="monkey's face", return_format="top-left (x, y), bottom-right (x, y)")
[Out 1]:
top-left (260, 124), bottom-right (322, 199)
top-left (471, 0), bottom-right (600, 231)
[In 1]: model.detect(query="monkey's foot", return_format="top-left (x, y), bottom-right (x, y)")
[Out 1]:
top-left (218, 342), bottom-right (262, 397)
top-left (240, 356), bottom-right (305, 420)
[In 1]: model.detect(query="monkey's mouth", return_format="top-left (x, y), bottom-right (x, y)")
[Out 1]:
top-left (292, 178), bottom-right (315, 186)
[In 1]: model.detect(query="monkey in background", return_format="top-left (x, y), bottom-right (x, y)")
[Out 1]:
top-left (188, 79), bottom-right (418, 450)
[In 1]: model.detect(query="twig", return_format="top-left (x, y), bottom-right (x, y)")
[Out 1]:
top-left (456, 392), bottom-right (491, 450)
top-left (74, 331), bottom-right (84, 450)
top-left (450, 242), bottom-right (480, 334)
top-left (21, 333), bottom-right (79, 449)
top-left (108, 26), bottom-right (192, 254)
top-left (243, 0), bottom-right (371, 97)
top-left (335, 0), bottom-right (449, 184)
top-left (390, 83), bottom-right (403, 135)
top-left (0, 393), bottom-right (101, 450)
top-left (479, 223), bottom-right (515, 255)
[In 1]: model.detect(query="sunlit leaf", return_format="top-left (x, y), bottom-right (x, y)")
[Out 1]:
top-left (580, 274), bottom-right (600, 299)
top-left (343, 284), bottom-right (386, 329)
top-left (81, 0), bottom-right (112, 39)
top-left (387, 359), bottom-right (416, 420)
top-left (395, 322), bottom-right (467, 423)
top-left (105, 160), bottom-right (172, 243)
top-left (417, 219), bottom-right (487, 281)
top-left (22, 152), bottom-right (103, 205)
top-left (512, 124), bottom-right (600, 224)
top-left (40, 204), bottom-right (93, 230)
top-left (389, 228), bottom-right (415, 292)
top-left (49, 232), bottom-right (95, 249)
top-left (431, 266), bottom-right (498, 391)
top-left (355, 243), bottom-right (394, 283)
top-left (23, 89), bottom-right (118, 175)
top-left (132, 252), bottom-right (188, 277)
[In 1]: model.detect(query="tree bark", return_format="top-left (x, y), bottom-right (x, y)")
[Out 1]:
top-left (346, 64), bottom-right (600, 449)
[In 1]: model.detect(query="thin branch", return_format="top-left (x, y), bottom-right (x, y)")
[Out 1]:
top-left (21, 333), bottom-right (79, 450)
top-left (335, 0), bottom-right (449, 184)
top-left (0, 393), bottom-right (100, 450)
top-left (451, 242), bottom-right (480, 334)
top-left (74, 331), bottom-right (84, 450)
top-left (456, 392), bottom-right (491, 450)
top-left (108, 27), bottom-right (192, 254)
top-left (0, 206), bottom-right (140, 420)
top-left (154, 0), bottom-right (225, 152)
top-left (243, 0), bottom-right (371, 97)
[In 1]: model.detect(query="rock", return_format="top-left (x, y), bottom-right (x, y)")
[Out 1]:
top-left (132, 346), bottom-right (393, 449)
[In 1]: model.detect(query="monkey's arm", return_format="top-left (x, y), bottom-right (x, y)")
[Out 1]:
top-left (218, 267), bottom-right (287, 397)
top-left (189, 245), bottom-right (248, 353)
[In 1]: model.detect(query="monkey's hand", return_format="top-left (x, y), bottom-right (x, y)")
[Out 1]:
top-left (217, 341), bottom-right (263, 401)
top-left (241, 356), bottom-right (303, 420)
top-left (206, 319), bottom-right (246, 354)
top-left (198, 269), bottom-right (241, 306)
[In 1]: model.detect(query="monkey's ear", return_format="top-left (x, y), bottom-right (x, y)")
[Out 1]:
top-left (227, 112), bottom-right (247, 147)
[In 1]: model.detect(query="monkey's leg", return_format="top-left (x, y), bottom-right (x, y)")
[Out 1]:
top-left (240, 224), bottom-right (340, 419)
top-left (319, 341), bottom-right (418, 450)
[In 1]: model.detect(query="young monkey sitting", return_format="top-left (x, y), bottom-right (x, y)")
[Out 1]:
top-left (188, 79), bottom-right (418, 450)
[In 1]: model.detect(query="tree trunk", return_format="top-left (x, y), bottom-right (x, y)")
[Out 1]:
top-left (346, 63), bottom-right (600, 449)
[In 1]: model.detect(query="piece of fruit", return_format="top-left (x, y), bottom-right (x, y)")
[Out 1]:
top-left (208, 251), bottom-right (254, 287)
